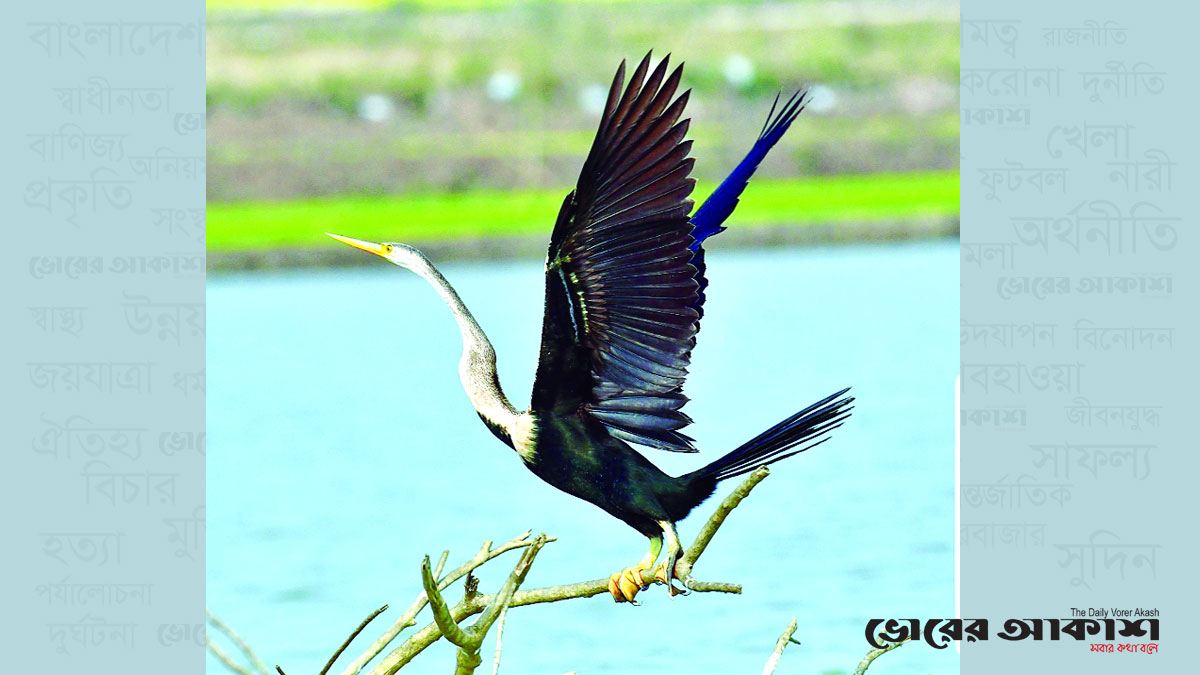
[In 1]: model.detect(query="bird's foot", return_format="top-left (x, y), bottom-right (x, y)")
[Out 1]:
top-left (608, 563), bottom-right (651, 604)
top-left (651, 558), bottom-right (690, 598)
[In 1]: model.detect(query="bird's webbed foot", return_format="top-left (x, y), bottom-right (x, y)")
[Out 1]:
top-left (608, 535), bottom-right (663, 604)
top-left (607, 562), bottom-right (652, 605)
top-left (651, 546), bottom-right (691, 598)
top-left (651, 521), bottom-right (690, 598)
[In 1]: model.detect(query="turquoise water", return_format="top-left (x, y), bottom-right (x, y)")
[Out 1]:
top-left (207, 240), bottom-right (959, 675)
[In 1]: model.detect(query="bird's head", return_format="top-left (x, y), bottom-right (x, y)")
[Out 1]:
top-left (325, 232), bottom-right (422, 269)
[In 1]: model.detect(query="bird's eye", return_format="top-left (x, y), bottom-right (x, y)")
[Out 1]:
top-left (383, 244), bottom-right (394, 254)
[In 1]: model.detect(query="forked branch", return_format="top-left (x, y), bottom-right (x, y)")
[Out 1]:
top-left (371, 467), bottom-right (772, 674)
top-left (419, 534), bottom-right (548, 675)
top-left (210, 466), bottom-right (779, 675)
top-left (341, 532), bottom-right (547, 675)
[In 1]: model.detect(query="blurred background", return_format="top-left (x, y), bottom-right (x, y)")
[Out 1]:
top-left (206, 0), bottom-right (958, 266)
top-left (207, 1), bottom-right (960, 674)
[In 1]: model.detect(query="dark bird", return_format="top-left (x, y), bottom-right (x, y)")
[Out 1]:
top-left (328, 53), bottom-right (853, 604)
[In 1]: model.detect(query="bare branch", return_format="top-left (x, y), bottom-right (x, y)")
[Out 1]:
top-left (853, 638), bottom-right (909, 675)
top-left (490, 608), bottom-right (507, 675)
top-left (320, 604), bottom-right (390, 675)
top-left (342, 531), bottom-right (546, 675)
top-left (453, 648), bottom-right (483, 675)
top-left (761, 616), bottom-right (798, 675)
top-left (371, 470), bottom-right (770, 674)
top-left (219, 469), bottom-right (777, 675)
top-left (475, 536), bottom-right (547, 673)
top-left (420, 555), bottom-right (475, 648)
top-left (208, 609), bottom-right (271, 675)
top-left (207, 635), bottom-right (256, 675)
top-left (474, 535), bottom-right (546, 632)
top-left (677, 466), bottom-right (770, 584)
top-left (373, 566), bottom-right (740, 675)
top-left (413, 536), bottom-right (550, 675)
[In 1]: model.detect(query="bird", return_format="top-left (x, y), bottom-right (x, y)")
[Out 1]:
top-left (328, 52), bottom-right (853, 605)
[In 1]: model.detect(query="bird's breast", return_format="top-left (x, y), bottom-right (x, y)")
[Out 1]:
top-left (510, 411), bottom-right (538, 462)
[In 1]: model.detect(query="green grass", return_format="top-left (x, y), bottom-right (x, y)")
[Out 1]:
top-left (206, 5), bottom-right (958, 112)
top-left (209, 113), bottom-right (959, 165)
top-left (207, 170), bottom-right (959, 252)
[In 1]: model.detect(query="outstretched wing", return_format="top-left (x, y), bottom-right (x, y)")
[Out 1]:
top-left (688, 90), bottom-right (808, 317)
top-left (531, 53), bottom-right (701, 452)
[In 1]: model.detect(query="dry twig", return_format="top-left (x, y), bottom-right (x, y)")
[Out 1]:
top-left (321, 604), bottom-right (390, 675)
top-left (213, 466), bottom-right (777, 675)
top-left (421, 535), bottom-right (548, 675)
top-left (207, 635), bottom-right (257, 675)
top-left (490, 608), bottom-right (507, 675)
top-left (761, 616), bottom-right (800, 675)
top-left (677, 466), bottom-right (771, 589)
top-left (370, 468), bottom-right (771, 674)
top-left (341, 531), bottom-right (547, 675)
top-left (853, 638), bottom-right (909, 675)
top-left (208, 608), bottom-right (271, 675)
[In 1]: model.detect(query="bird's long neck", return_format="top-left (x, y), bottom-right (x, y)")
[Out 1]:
top-left (403, 251), bottom-right (523, 441)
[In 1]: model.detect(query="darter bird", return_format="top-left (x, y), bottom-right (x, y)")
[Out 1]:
top-left (328, 53), bottom-right (853, 604)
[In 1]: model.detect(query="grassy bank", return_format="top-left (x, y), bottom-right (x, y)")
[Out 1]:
top-left (206, 0), bottom-right (960, 270)
top-left (207, 8), bottom-right (958, 114)
top-left (208, 170), bottom-right (958, 253)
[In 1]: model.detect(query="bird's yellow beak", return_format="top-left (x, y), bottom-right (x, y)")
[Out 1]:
top-left (326, 232), bottom-right (388, 258)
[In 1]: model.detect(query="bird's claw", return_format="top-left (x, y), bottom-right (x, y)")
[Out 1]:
top-left (652, 560), bottom-right (689, 597)
top-left (609, 550), bottom-right (693, 603)
top-left (608, 565), bottom-right (651, 604)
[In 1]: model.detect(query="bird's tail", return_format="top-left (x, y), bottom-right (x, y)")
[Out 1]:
top-left (670, 388), bottom-right (853, 518)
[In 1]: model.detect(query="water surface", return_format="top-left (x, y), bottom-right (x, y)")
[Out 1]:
top-left (207, 240), bottom-right (958, 674)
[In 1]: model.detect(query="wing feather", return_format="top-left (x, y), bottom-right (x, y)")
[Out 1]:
top-left (531, 53), bottom-right (702, 451)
